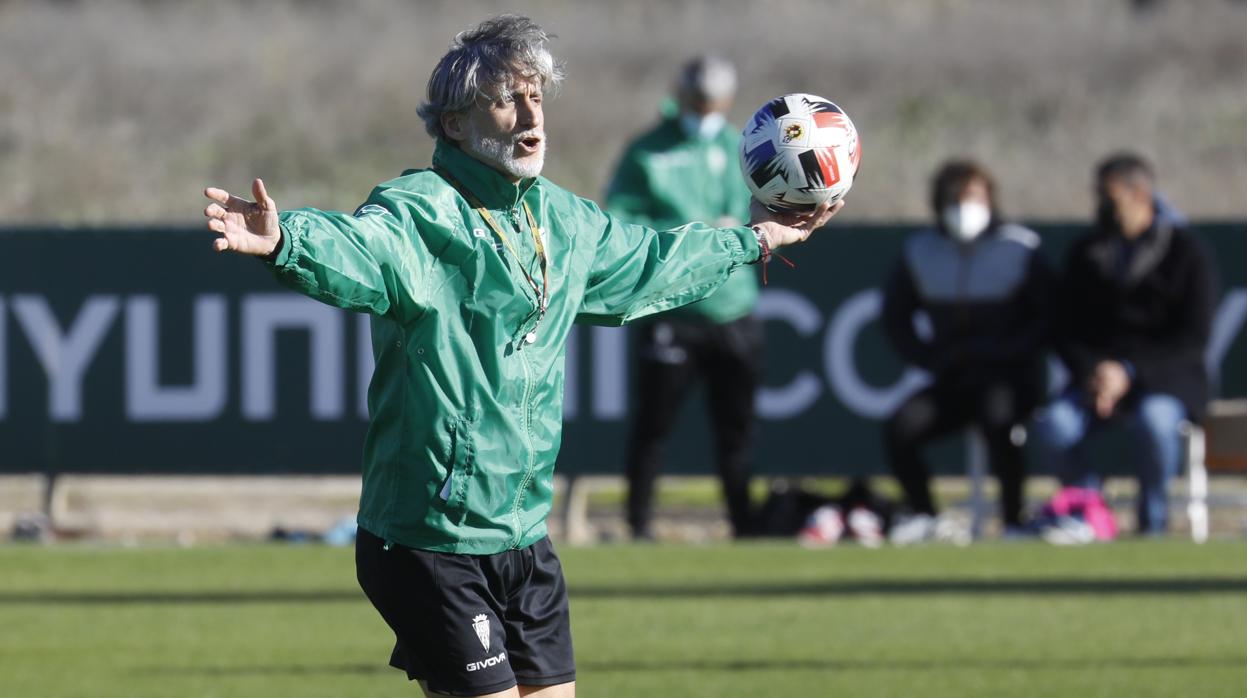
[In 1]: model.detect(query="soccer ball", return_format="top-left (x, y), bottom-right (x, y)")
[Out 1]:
top-left (739, 93), bottom-right (861, 213)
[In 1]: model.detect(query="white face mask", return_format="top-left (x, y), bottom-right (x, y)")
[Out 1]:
top-left (679, 111), bottom-right (726, 140)
top-left (942, 202), bottom-right (991, 243)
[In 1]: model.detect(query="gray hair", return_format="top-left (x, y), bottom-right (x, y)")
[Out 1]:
top-left (678, 55), bottom-right (737, 102)
top-left (418, 15), bottom-right (565, 140)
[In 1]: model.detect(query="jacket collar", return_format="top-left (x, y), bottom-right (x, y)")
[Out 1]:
top-left (1089, 211), bottom-right (1176, 285)
top-left (432, 140), bottom-right (538, 210)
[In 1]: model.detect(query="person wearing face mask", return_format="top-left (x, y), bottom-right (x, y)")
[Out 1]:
top-left (881, 160), bottom-right (1056, 543)
top-left (605, 55), bottom-right (762, 541)
top-left (1033, 153), bottom-right (1217, 537)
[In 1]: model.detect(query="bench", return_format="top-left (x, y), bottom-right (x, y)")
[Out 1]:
top-left (1184, 399), bottom-right (1247, 543)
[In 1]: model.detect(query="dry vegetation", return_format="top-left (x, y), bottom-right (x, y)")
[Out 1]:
top-left (1, 0), bottom-right (1245, 223)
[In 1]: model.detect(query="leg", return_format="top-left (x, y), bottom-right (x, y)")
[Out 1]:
top-left (1120, 393), bottom-right (1186, 534)
top-left (1032, 394), bottom-right (1095, 489)
top-left (702, 316), bottom-right (763, 537)
top-left (519, 682), bottom-right (576, 697)
top-left (625, 321), bottom-right (695, 539)
top-left (421, 682), bottom-right (516, 697)
top-left (419, 682), bottom-right (575, 697)
top-left (883, 383), bottom-right (972, 516)
top-left (975, 379), bottom-right (1037, 527)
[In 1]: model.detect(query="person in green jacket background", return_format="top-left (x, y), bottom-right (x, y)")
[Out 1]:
top-left (203, 15), bottom-right (839, 698)
top-left (606, 55), bottom-right (762, 541)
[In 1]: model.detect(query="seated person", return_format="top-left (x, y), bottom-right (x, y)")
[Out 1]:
top-left (882, 160), bottom-right (1054, 541)
top-left (1034, 152), bottom-right (1217, 535)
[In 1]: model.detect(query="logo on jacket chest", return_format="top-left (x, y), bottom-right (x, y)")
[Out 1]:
top-left (473, 228), bottom-right (504, 254)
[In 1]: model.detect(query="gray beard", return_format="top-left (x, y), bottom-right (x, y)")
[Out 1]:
top-left (464, 129), bottom-right (545, 180)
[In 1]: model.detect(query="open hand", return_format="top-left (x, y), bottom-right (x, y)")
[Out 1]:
top-left (748, 198), bottom-right (844, 250)
top-left (203, 178), bottom-right (282, 256)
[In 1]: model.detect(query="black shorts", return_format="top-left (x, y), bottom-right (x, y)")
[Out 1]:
top-left (355, 527), bottom-right (575, 696)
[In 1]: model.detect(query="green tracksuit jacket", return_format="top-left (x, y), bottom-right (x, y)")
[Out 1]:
top-left (605, 116), bottom-right (759, 323)
top-left (269, 141), bottom-right (760, 553)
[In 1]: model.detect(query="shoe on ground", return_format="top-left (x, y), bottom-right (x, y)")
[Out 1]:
top-left (889, 513), bottom-right (971, 546)
top-left (889, 513), bottom-right (937, 546)
top-left (1041, 516), bottom-right (1096, 545)
top-left (798, 505), bottom-right (844, 548)
top-left (933, 515), bottom-right (972, 546)
top-left (847, 507), bottom-right (884, 548)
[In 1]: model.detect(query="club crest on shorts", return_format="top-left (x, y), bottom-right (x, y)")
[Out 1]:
top-left (472, 614), bottom-right (490, 651)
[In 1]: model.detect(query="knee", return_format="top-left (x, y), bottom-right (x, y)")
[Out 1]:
top-left (980, 384), bottom-right (1021, 431)
top-left (1032, 398), bottom-right (1086, 450)
top-left (885, 398), bottom-right (935, 445)
top-left (1134, 394), bottom-right (1186, 437)
top-left (1129, 395), bottom-right (1187, 454)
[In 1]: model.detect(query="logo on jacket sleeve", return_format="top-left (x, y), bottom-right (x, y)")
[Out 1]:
top-left (353, 203), bottom-right (390, 219)
top-left (472, 614), bottom-right (491, 651)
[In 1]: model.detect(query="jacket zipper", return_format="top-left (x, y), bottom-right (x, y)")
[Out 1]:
top-left (512, 347), bottom-right (538, 548)
top-left (510, 198), bottom-right (539, 548)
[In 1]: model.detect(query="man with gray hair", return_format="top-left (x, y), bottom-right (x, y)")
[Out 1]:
top-left (607, 56), bottom-right (762, 541)
top-left (203, 16), bottom-right (839, 698)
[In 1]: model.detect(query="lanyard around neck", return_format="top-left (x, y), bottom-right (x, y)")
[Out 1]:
top-left (435, 166), bottom-right (550, 341)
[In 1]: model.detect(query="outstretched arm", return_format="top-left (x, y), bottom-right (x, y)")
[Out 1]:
top-left (202, 179), bottom-right (432, 319)
top-left (203, 178), bottom-right (283, 256)
top-left (578, 196), bottom-right (842, 325)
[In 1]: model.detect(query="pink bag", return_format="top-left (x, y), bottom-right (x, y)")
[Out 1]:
top-left (1040, 487), bottom-right (1119, 541)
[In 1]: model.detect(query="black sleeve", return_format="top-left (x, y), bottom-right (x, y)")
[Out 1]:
top-left (881, 259), bottom-right (936, 370)
top-left (1128, 235), bottom-right (1218, 388)
top-left (1052, 241), bottom-right (1102, 384)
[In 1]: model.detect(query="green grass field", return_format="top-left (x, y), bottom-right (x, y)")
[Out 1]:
top-left (2, 540), bottom-right (1245, 697)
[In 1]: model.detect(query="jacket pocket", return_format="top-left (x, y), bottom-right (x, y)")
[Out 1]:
top-left (438, 415), bottom-right (477, 524)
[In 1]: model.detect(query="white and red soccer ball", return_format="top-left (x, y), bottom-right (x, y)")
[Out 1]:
top-left (740, 93), bottom-right (861, 213)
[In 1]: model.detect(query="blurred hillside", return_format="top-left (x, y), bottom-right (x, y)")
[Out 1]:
top-left (1, 0), bottom-right (1244, 223)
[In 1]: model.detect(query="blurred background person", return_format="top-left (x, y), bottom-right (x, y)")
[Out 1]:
top-left (605, 55), bottom-right (760, 540)
top-left (882, 160), bottom-right (1055, 543)
top-left (1034, 152), bottom-right (1217, 536)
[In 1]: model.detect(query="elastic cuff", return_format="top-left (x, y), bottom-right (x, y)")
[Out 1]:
top-left (267, 215), bottom-right (302, 268)
top-left (261, 232), bottom-right (286, 264)
top-left (717, 225), bottom-right (762, 265)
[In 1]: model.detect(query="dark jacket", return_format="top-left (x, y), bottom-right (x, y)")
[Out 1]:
top-left (883, 223), bottom-right (1055, 390)
top-left (1054, 201), bottom-right (1217, 420)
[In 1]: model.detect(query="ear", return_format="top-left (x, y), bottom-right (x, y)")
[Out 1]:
top-left (441, 112), bottom-right (467, 143)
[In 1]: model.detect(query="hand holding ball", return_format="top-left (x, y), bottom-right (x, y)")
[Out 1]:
top-left (740, 94), bottom-right (861, 214)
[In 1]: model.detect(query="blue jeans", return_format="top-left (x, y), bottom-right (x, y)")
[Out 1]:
top-left (1033, 392), bottom-right (1186, 534)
